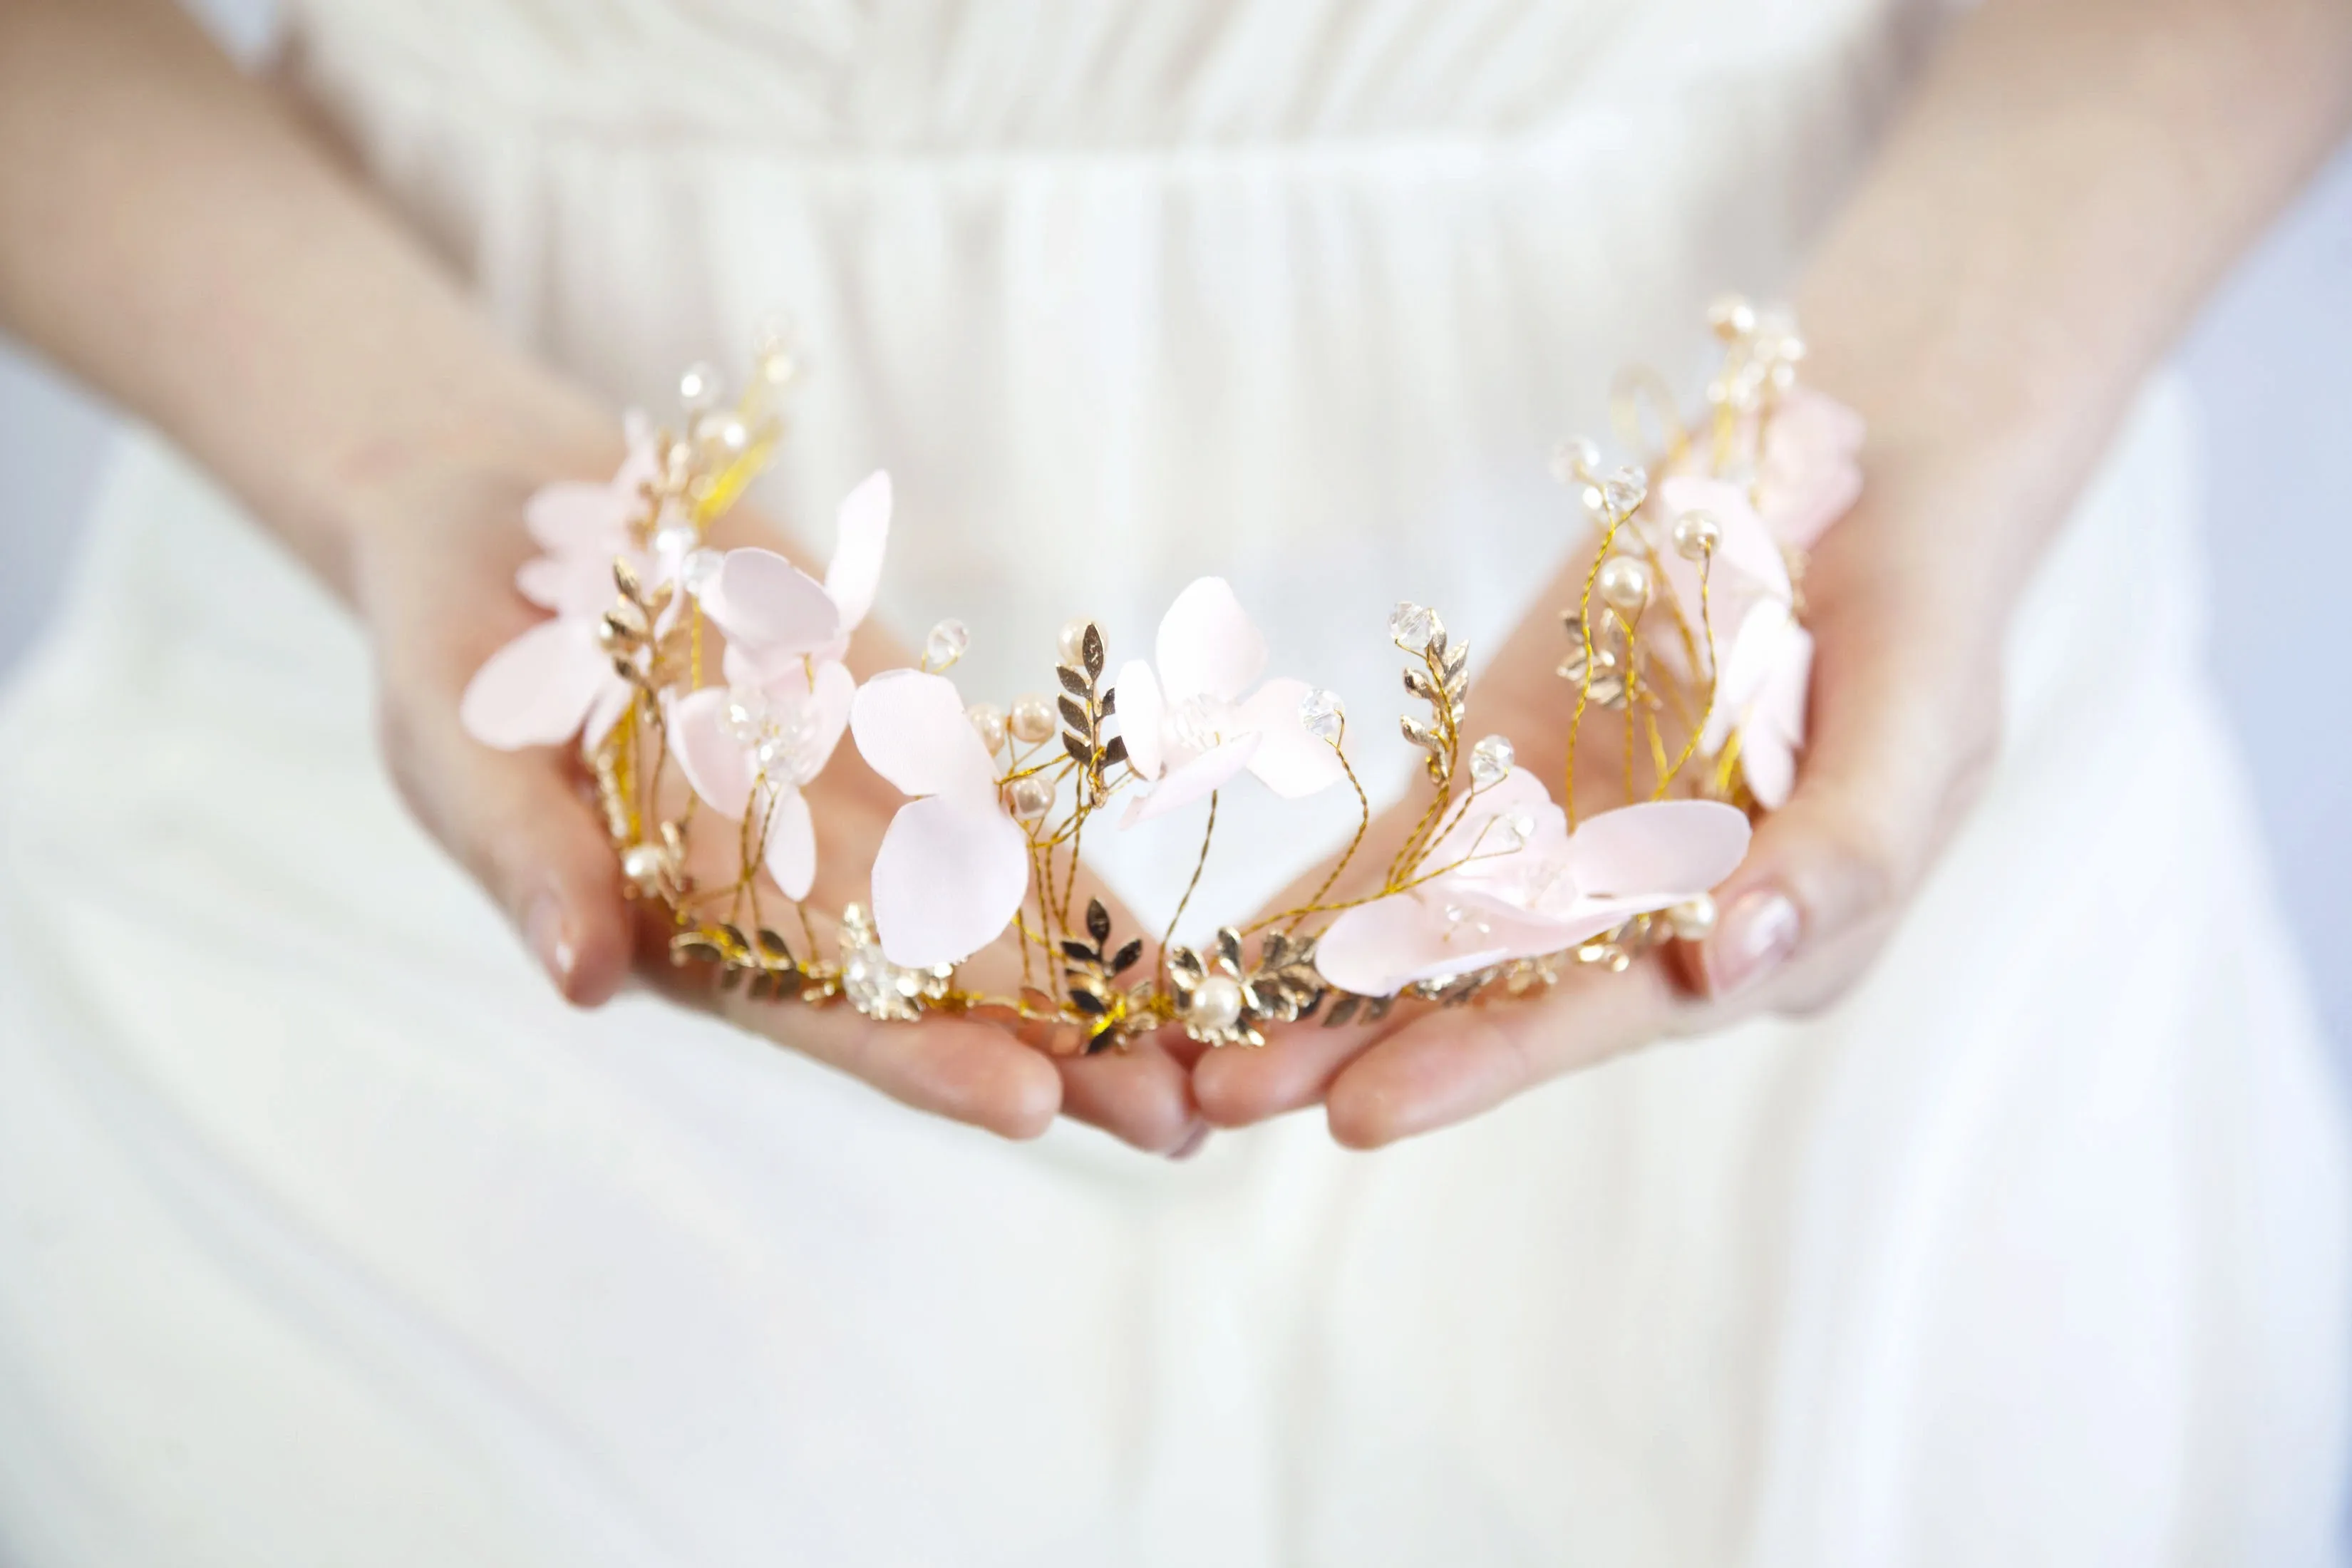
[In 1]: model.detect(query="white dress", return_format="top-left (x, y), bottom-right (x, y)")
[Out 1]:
top-left (1, 1), bottom-right (2346, 1562)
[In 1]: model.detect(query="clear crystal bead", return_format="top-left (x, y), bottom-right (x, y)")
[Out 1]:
top-left (1490, 808), bottom-right (1536, 852)
top-left (1549, 436), bottom-right (1600, 485)
top-left (681, 547), bottom-right (724, 597)
top-left (1298, 688), bottom-right (1344, 745)
top-left (1388, 601), bottom-right (1437, 652)
top-left (722, 686), bottom-right (765, 745)
top-left (924, 618), bottom-right (970, 671)
top-left (1600, 466), bottom-right (1648, 517)
top-left (1468, 734), bottom-right (1515, 790)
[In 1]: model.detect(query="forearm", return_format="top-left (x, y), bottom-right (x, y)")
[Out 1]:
top-left (0, 0), bottom-right (608, 598)
top-left (1795, 0), bottom-right (2352, 601)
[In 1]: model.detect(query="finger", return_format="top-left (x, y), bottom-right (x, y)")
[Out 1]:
top-left (379, 686), bottom-right (636, 1007)
top-left (693, 976), bottom-right (1063, 1140)
top-left (1324, 959), bottom-right (1694, 1148)
top-left (1192, 1019), bottom-right (1378, 1128)
top-left (1693, 589), bottom-right (1997, 1008)
top-left (1056, 1036), bottom-right (1203, 1154)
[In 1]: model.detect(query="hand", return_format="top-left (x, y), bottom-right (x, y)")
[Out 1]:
top-left (349, 436), bottom-right (1200, 1152)
top-left (1194, 456), bottom-right (2005, 1147)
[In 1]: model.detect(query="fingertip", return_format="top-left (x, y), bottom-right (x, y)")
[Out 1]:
top-left (993, 1051), bottom-right (1065, 1140)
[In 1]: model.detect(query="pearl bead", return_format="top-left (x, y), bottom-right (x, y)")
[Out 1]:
top-left (1597, 555), bottom-right (1652, 614)
top-left (621, 844), bottom-right (669, 892)
top-left (1707, 294), bottom-right (1756, 341)
top-left (1668, 893), bottom-right (1718, 942)
top-left (1671, 511), bottom-right (1723, 560)
top-left (1009, 696), bottom-right (1056, 746)
top-left (1007, 775), bottom-right (1055, 820)
top-left (966, 702), bottom-right (1008, 755)
top-left (1186, 974), bottom-right (1244, 1033)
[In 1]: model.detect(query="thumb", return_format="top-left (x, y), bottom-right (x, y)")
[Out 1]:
top-left (1693, 592), bottom-right (1999, 1009)
top-left (378, 676), bottom-right (636, 1006)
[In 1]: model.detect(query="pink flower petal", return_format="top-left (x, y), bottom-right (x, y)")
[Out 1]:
top-left (1740, 626), bottom-right (1812, 809)
top-left (459, 618), bottom-right (607, 750)
top-left (850, 670), bottom-right (997, 806)
top-left (1120, 733), bottom-right (1262, 827)
top-left (1154, 577), bottom-right (1268, 704)
top-left (1234, 677), bottom-right (1346, 798)
top-left (1566, 800), bottom-right (1751, 904)
top-left (701, 548), bottom-right (842, 656)
top-left (1758, 391), bottom-right (1866, 547)
top-left (1702, 599), bottom-right (1802, 755)
top-left (760, 786), bottom-right (817, 901)
top-left (517, 552), bottom-right (626, 617)
top-left (1424, 767), bottom-right (1560, 868)
top-left (669, 686), bottom-right (756, 820)
top-left (582, 675), bottom-right (634, 750)
top-left (799, 658), bottom-right (858, 780)
top-left (1316, 893), bottom-right (1525, 997)
top-left (1113, 660), bottom-right (1165, 780)
top-left (824, 470), bottom-right (891, 634)
top-left (870, 794), bottom-right (1032, 967)
top-left (525, 482), bottom-right (634, 555)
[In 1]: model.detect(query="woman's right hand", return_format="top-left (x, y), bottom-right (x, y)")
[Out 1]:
top-left (346, 438), bottom-right (1203, 1154)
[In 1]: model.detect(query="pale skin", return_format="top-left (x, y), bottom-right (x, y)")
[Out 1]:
top-left (1, 0), bottom-right (2346, 1154)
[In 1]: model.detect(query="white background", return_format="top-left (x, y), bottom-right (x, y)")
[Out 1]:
top-left (0, 3), bottom-right (2346, 1064)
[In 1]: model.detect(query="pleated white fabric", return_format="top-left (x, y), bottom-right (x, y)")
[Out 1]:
top-left (1, 2), bottom-right (2345, 1563)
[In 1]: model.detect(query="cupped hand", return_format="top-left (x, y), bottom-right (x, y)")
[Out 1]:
top-left (1195, 458), bottom-right (2006, 1147)
top-left (349, 438), bottom-right (1199, 1152)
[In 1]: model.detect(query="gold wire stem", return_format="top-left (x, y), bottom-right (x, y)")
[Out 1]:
top-left (1159, 790), bottom-right (1219, 961)
top-left (1269, 739), bottom-right (1372, 937)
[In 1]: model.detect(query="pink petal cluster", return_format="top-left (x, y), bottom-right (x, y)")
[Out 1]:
top-left (1316, 768), bottom-right (1750, 996)
top-left (460, 425), bottom-right (664, 751)
top-left (1115, 577), bottom-right (1346, 826)
top-left (669, 472), bottom-right (891, 901)
top-left (1650, 388), bottom-right (1863, 808)
top-left (850, 669), bottom-right (1031, 969)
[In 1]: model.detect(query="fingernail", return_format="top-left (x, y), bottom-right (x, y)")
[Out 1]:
top-left (525, 892), bottom-right (577, 991)
top-left (1168, 1120), bottom-right (1212, 1162)
top-left (1706, 887), bottom-right (1801, 997)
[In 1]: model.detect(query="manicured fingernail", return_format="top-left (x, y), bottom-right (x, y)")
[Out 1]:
top-left (525, 892), bottom-right (576, 989)
top-left (1706, 887), bottom-right (1801, 997)
top-left (1168, 1120), bottom-right (1212, 1162)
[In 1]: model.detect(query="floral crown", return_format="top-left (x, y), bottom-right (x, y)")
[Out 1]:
top-left (462, 299), bottom-right (1860, 1052)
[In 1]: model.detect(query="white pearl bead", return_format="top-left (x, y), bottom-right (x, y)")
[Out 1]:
top-left (1597, 555), bottom-right (1652, 614)
top-left (966, 702), bottom-right (1008, 755)
top-left (1009, 696), bottom-right (1056, 746)
top-left (1668, 893), bottom-right (1718, 942)
top-left (1057, 619), bottom-right (1096, 666)
top-left (621, 844), bottom-right (669, 892)
top-left (1671, 512), bottom-right (1723, 560)
top-left (1007, 775), bottom-right (1055, 820)
top-left (1187, 974), bottom-right (1244, 1033)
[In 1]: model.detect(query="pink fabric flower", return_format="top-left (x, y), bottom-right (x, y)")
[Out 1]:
top-left (460, 425), bottom-right (663, 751)
top-left (1315, 768), bottom-right (1750, 996)
top-left (668, 471), bottom-right (891, 900)
top-left (851, 669), bottom-right (1032, 969)
top-left (1113, 577), bottom-right (1346, 827)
